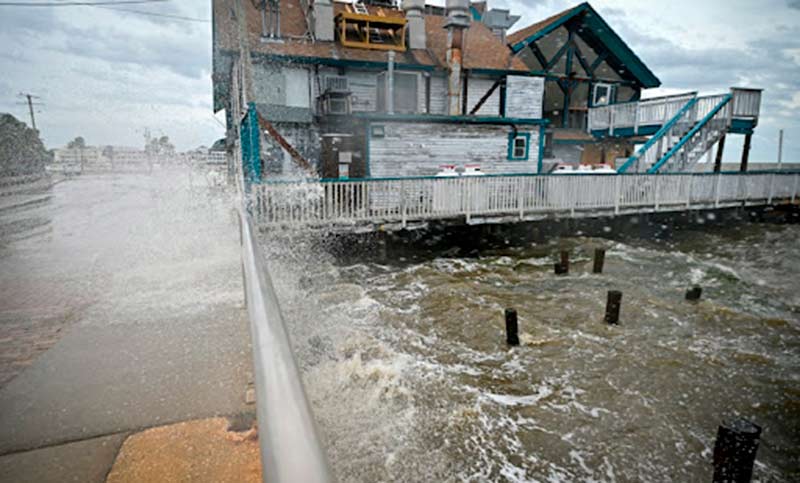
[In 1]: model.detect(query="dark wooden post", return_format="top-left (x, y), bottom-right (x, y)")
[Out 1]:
top-left (713, 419), bottom-right (761, 483)
top-left (560, 250), bottom-right (569, 273)
top-left (740, 134), bottom-right (752, 172)
top-left (604, 290), bottom-right (622, 324)
top-left (593, 248), bottom-right (606, 274)
top-left (714, 134), bottom-right (726, 173)
top-left (505, 308), bottom-right (519, 346)
top-left (686, 286), bottom-right (702, 301)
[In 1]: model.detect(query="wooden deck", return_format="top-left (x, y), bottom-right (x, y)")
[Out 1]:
top-left (249, 172), bottom-right (800, 232)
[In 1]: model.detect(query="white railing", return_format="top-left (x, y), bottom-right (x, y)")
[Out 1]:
top-left (588, 92), bottom-right (697, 133)
top-left (731, 88), bottom-right (762, 119)
top-left (588, 88), bottom-right (761, 134)
top-left (250, 173), bottom-right (800, 229)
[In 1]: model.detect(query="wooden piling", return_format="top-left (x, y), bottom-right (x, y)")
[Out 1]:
top-left (593, 248), bottom-right (606, 274)
top-left (604, 290), bottom-right (622, 324)
top-left (686, 286), bottom-right (702, 301)
top-left (505, 308), bottom-right (519, 346)
top-left (554, 250), bottom-right (569, 275)
top-left (712, 419), bottom-right (761, 483)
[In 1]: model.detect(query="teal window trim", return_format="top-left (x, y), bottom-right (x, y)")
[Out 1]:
top-left (507, 132), bottom-right (531, 161)
top-left (538, 125), bottom-right (545, 173)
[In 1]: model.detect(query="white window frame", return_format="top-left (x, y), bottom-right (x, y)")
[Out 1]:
top-left (592, 83), bottom-right (615, 106)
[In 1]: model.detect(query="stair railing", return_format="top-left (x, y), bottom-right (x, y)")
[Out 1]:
top-left (617, 96), bottom-right (698, 173)
top-left (648, 94), bottom-right (733, 174)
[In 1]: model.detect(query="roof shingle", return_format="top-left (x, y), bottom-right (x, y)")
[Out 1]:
top-left (213, 0), bottom-right (526, 72)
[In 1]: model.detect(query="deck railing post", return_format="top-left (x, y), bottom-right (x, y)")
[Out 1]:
top-left (614, 175), bottom-right (621, 214)
top-left (768, 172), bottom-right (775, 205)
top-left (518, 176), bottom-right (524, 220)
top-left (714, 173), bottom-right (722, 208)
top-left (401, 179), bottom-right (407, 228)
top-left (465, 177), bottom-right (471, 224)
top-left (687, 174), bottom-right (693, 209)
top-left (570, 177), bottom-right (576, 217)
top-left (654, 175), bottom-right (660, 211)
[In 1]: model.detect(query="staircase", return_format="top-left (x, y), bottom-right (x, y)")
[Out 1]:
top-left (617, 94), bottom-right (733, 174)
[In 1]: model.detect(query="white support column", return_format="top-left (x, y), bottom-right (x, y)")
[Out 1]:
top-left (686, 175), bottom-right (693, 209)
top-left (714, 173), bottom-right (722, 208)
top-left (518, 177), bottom-right (524, 220)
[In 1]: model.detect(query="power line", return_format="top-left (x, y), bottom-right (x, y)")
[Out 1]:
top-left (94, 4), bottom-right (209, 22)
top-left (0, 0), bottom-right (167, 6)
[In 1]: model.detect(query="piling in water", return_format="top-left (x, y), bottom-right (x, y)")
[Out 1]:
top-left (593, 248), bottom-right (606, 274)
top-left (712, 419), bottom-right (761, 483)
top-left (605, 290), bottom-right (622, 324)
top-left (554, 250), bottom-right (569, 275)
top-left (686, 286), bottom-right (702, 301)
top-left (505, 308), bottom-right (519, 346)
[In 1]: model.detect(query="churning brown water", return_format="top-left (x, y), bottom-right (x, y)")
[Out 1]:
top-left (266, 219), bottom-right (800, 482)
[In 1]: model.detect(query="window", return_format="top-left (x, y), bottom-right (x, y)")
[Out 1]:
top-left (507, 132), bottom-right (530, 161)
top-left (371, 125), bottom-right (385, 138)
top-left (377, 72), bottom-right (419, 113)
top-left (592, 83), bottom-right (615, 106)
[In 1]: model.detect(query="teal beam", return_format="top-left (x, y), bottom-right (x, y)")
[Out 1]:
top-left (648, 94), bottom-right (732, 174)
top-left (240, 102), bottom-right (262, 184)
top-left (617, 97), bottom-right (698, 173)
top-left (562, 31), bottom-right (574, 128)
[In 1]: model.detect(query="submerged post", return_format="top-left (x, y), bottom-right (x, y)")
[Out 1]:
top-left (554, 250), bottom-right (570, 275)
top-left (604, 290), bottom-right (622, 324)
top-left (593, 248), bottom-right (606, 274)
top-left (712, 419), bottom-right (761, 483)
top-left (505, 308), bottom-right (519, 346)
top-left (686, 286), bottom-right (703, 301)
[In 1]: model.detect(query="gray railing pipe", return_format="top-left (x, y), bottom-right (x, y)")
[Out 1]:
top-left (239, 207), bottom-right (332, 483)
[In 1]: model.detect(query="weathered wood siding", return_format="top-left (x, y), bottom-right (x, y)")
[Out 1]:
top-left (466, 76), bottom-right (501, 116)
top-left (369, 122), bottom-right (540, 177)
top-left (314, 68), bottom-right (426, 113)
top-left (506, 76), bottom-right (545, 119)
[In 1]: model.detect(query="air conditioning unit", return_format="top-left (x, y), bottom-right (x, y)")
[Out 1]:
top-left (327, 96), bottom-right (350, 114)
top-left (324, 75), bottom-right (349, 93)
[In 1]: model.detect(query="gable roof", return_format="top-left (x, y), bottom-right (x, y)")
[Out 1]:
top-left (213, 0), bottom-right (527, 73)
top-left (507, 2), bottom-right (660, 88)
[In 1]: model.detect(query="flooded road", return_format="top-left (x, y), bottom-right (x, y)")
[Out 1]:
top-left (266, 220), bottom-right (800, 482)
top-left (0, 170), bottom-right (252, 456)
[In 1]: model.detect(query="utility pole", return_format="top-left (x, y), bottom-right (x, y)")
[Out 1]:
top-left (777, 129), bottom-right (784, 170)
top-left (16, 92), bottom-right (43, 131)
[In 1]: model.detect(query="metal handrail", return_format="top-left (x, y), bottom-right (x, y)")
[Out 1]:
top-left (236, 133), bottom-right (332, 483)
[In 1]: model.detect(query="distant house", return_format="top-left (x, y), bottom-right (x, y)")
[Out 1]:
top-left (212, 0), bottom-right (548, 180)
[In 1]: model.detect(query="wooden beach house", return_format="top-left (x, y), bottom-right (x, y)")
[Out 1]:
top-left (213, 0), bottom-right (762, 181)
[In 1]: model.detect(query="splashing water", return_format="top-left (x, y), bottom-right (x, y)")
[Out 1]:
top-left (262, 216), bottom-right (800, 482)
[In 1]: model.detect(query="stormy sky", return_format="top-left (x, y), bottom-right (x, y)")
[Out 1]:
top-left (0, 0), bottom-right (797, 163)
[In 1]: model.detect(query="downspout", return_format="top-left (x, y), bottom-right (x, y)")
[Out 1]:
top-left (387, 51), bottom-right (395, 115)
top-left (445, 0), bottom-right (470, 116)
